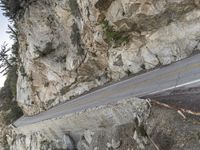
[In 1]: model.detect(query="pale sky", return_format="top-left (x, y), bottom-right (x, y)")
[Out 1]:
top-left (0, 9), bottom-right (13, 87)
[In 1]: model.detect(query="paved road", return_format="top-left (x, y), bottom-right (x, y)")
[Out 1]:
top-left (14, 54), bottom-right (200, 127)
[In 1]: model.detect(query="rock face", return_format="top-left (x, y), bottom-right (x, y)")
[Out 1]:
top-left (9, 98), bottom-right (200, 150)
top-left (10, 97), bottom-right (151, 150)
top-left (7, 131), bottom-right (73, 150)
top-left (16, 0), bottom-right (200, 115)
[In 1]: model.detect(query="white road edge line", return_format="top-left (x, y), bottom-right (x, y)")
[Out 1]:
top-left (147, 79), bottom-right (200, 96)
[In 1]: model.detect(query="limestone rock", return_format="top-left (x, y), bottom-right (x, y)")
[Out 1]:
top-left (8, 130), bottom-right (75, 150)
top-left (15, 0), bottom-right (200, 115)
top-left (63, 135), bottom-right (75, 150)
top-left (83, 130), bottom-right (94, 145)
top-left (111, 139), bottom-right (121, 149)
top-left (77, 138), bottom-right (90, 150)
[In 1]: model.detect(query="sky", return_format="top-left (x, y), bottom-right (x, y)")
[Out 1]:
top-left (0, 9), bottom-right (13, 87)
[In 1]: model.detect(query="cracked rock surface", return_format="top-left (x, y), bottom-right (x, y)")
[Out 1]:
top-left (16, 0), bottom-right (200, 115)
top-left (9, 99), bottom-right (200, 150)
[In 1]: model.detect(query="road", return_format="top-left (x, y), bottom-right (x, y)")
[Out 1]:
top-left (14, 54), bottom-right (200, 127)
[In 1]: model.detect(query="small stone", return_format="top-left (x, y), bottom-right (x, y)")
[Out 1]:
top-left (77, 139), bottom-right (89, 150)
top-left (107, 142), bottom-right (112, 148)
top-left (84, 130), bottom-right (94, 144)
top-left (94, 147), bottom-right (99, 150)
top-left (63, 135), bottom-right (75, 150)
top-left (111, 139), bottom-right (121, 149)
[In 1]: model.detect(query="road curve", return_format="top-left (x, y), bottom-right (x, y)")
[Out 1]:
top-left (14, 54), bottom-right (200, 127)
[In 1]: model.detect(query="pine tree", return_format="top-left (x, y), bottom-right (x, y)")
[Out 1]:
top-left (0, 43), bottom-right (12, 75)
top-left (0, 0), bottom-right (20, 19)
top-left (7, 24), bottom-right (19, 65)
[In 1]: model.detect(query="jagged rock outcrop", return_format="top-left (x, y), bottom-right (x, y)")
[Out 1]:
top-left (16, 0), bottom-right (200, 115)
top-left (7, 131), bottom-right (73, 150)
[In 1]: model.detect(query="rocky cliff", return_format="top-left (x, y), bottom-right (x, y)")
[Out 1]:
top-left (7, 98), bottom-right (200, 150)
top-left (15, 0), bottom-right (200, 115)
top-left (1, 0), bottom-right (200, 149)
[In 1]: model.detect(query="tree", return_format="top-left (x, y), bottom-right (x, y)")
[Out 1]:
top-left (0, 20), bottom-right (20, 75)
top-left (0, 43), bottom-right (12, 75)
top-left (7, 24), bottom-right (18, 40)
top-left (0, 0), bottom-right (23, 128)
top-left (7, 24), bottom-right (19, 64)
top-left (0, 0), bottom-right (22, 19)
top-left (0, 0), bottom-right (32, 20)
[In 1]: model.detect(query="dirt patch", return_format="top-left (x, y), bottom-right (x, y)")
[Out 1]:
top-left (147, 105), bottom-right (200, 150)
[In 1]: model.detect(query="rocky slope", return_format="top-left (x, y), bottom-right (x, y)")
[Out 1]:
top-left (7, 98), bottom-right (200, 150)
top-left (16, 0), bottom-right (200, 115)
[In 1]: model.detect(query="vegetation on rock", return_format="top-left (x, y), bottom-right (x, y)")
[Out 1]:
top-left (0, 0), bottom-right (22, 19)
top-left (70, 22), bottom-right (84, 56)
top-left (0, 2), bottom-right (23, 148)
top-left (0, 24), bottom-right (23, 126)
top-left (0, 0), bottom-right (32, 20)
top-left (0, 66), bottom-right (23, 125)
top-left (69, 0), bottom-right (81, 18)
top-left (102, 20), bottom-right (129, 47)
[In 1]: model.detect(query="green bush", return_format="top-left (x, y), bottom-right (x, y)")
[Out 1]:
top-left (0, 66), bottom-right (23, 125)
top-left (102, 20), bottom-right (129, 47)
top-left (70, 22), bottom-right (84, 56)
top-left (69, 0), bottom-right (81, 18)
top-left (60, 86), bottom-right (70, 96)
top-left (1, 101), bottom-right (23, 125)
top-left (19, 65), bottom-right (26, 77)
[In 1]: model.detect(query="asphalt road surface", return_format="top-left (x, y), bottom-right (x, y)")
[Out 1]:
top-left (14, 54), bottom-right (200, 127)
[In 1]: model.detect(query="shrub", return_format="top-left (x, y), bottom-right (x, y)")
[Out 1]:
top-left (102, 20), bottom-right (129, 47)
top-left (70, 22), bottom-right (84, 56)
top-left (69, 0), bottom-right (81, 18)
top-left (60, 86), bottom-right (70, 96)
top-left (0, 66), bottom-right (23, 125)
top-left (19, 65), bottom-right (26, 77)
